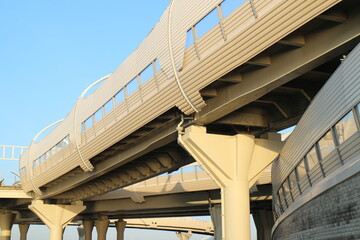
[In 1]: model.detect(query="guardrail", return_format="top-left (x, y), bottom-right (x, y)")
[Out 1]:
top-left (0, 145), bottom-right (28, 161)
top-left (137, 163), bottom-right (206, 188)
top-left (0, 145), bottom-right (27, 186)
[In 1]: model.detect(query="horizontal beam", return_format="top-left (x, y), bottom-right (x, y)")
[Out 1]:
top-left (255, 100), bottom-right (289, 118)
top-left (84, 190), bottom-right (221, 216)
top-left (214, 111), bottom-right (269, 127)
top-left (275, 86), bottom-right (312, 103)
top-left (123, 217), bottom-right (214, 235)
top-left (317, 10), bottom-right (347, 23)
top-left (278, 34), bottom-right (305, 47)
top-left (218, 71), bottom-right (242, 83)
top-left (246, 55), bottom-right (271, 67)
top-left (200, 88), bottom-right (217, 98)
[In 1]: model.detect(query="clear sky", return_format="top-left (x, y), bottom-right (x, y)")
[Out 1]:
top-left (0, 1), bottom-right (257, 239)
top-left (0, 0), bottom-right (170, 180)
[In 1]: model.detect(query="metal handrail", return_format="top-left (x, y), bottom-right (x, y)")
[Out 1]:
top-left (140, 163), bottom-right (207, 188)
top-left (73, 74), bottom-right (110, 172)
top-left (32, 119), bottom-right (64, 143)
top-left (79, 74), bottom-right (110, 99)
top-left (0, 145), bottom-right (28, 161)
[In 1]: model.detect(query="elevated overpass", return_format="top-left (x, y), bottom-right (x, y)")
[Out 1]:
top-left (1, 0), bottom-right (359, 239)
top-left (19, 0), bottom-right (360, 204)
top-left (1, 162), bottom-right (270, 239)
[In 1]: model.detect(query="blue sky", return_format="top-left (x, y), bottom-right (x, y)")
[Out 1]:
top-left (0, 1), bottom-right (258, 239)
top-left (0, 0), bottom-right (169, 147)
top-left (0, 0), bottom-right (169, 179)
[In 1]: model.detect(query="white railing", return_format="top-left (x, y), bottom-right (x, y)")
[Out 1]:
top-left (0, 145), bottom-right (28, 161)
top-left (0, 175), bottom-right (20, 187)
top-left (134, 163), bottom-right (208, 188)
top-left (0, 145), bottom-right (27, 186)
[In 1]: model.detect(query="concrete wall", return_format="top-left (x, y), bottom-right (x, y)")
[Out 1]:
top-left (273, 172), bottom-right (360, 240)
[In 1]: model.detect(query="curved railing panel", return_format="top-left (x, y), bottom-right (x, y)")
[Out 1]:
top-left (272, 43), bottom-right (360, 220)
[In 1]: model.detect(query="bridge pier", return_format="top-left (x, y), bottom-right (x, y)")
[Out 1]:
top-left (178, 126), bottom-right (282, 240)
top-left (115, 219), bottom-right (126, 240)
top-left (18, 223), bottom-right (30, 240)
top-left (95, 215), bottom-right (109, 240)
top-left (29, 200), bottom-right (85, 240)
top-left (0, 210), bottom-right (16, 240)
top-left (83, 219), bottom-right (94, 240)
top-left (209, 204), bottom-right (222, 240)
top-left (176, 231), bottom-right (192, 240)
top-left (78, 225), bottom-right (85, 240)
top-left (252, 209), bottom-right (274, 240)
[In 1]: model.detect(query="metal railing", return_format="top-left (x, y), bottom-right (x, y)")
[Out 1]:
top-left (0, 145), bottom-right (28, 161)
top-left (134, 163), bottom-right (208, 188)
top-left (0, 176), bottom-right (21, 187)
top-left (0, 145), bottom-right (27, 186)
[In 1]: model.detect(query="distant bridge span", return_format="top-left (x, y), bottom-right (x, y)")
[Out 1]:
top-left (0, 162), bottom-right (271, 239)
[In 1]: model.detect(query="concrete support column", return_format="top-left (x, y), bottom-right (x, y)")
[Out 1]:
top-left (0, 210), bottom-right (16, 240)
top-left (18, 223), bottom-right (30, 240)
top-left (178, 126), bottom-right (282, 240)
top-left (176, 231), bottom-right (192, 240)
top-left (83, 220), bottom-right (94, 240)
top-left (223, 180), bottom-right (250, 239)
top-left (115, 219), bottom-right (126, 240)
top-left (78, 225), bottom-right (85, 240)
top-left (29, 200), bottom-right (86, 240)
top-left (95, 215), bottom-right (109, 240)
top-left (209, 204), bottom-right (222, 240)
top-left (252, 209), bottom-right (274, 240)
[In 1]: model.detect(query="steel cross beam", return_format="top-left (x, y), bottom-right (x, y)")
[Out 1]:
top-left (196, 9), bottom-right (360, 124)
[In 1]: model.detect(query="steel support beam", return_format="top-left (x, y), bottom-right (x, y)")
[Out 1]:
top-left (214, 111), bottom-right (269, 127)
top-left (85, 190), bottom-right (221, 218)
top-left (196, 10), bottom-right (360, 124)
top-left (278, 34), bottom-right (305, 47)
